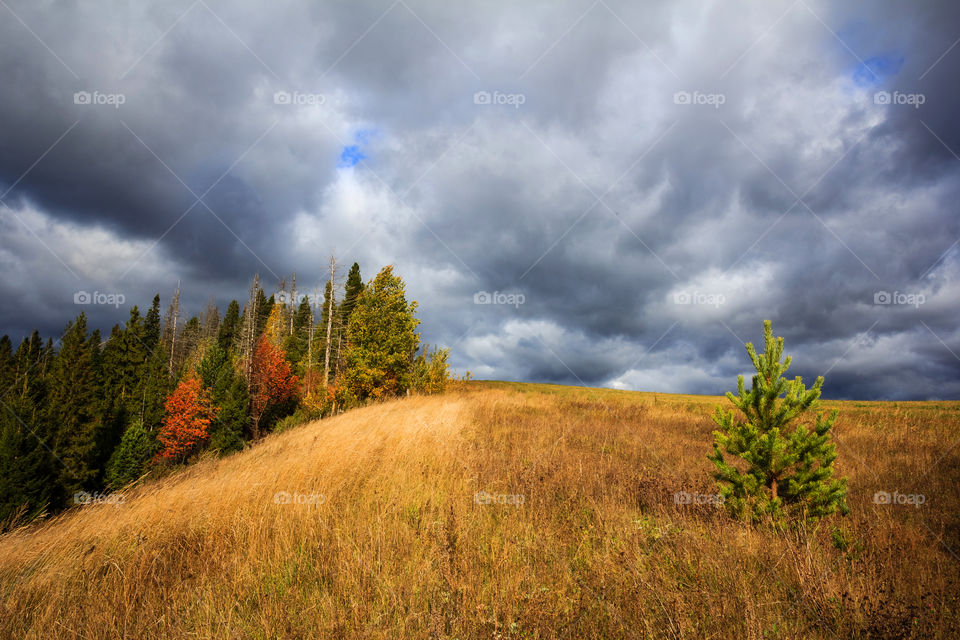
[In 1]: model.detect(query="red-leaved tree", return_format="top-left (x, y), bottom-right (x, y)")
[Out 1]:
top-left (156, 377), bottom-right (218, 462)
top-left (249, 335), bottom-right (298, 439)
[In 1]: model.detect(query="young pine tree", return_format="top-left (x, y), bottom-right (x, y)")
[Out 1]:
top-left (104, 419), bottom-right (156, 488)
top-left (708, 320), bottom-right (848, 522)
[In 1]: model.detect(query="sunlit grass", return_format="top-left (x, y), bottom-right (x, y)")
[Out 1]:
top-left (1, 382), bottom-right (957, 638)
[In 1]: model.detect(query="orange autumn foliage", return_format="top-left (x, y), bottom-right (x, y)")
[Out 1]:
top-left (156, 377), bottom-right (218, 461)
top-left (249, 336), bottom-right (298, 438)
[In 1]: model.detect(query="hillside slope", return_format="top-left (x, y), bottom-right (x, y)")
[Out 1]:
top-left (1, 382), bottom-right (958, 639)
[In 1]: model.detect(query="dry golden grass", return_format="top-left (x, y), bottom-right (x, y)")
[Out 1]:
top-left (1, 381), bottom-right (958, 639)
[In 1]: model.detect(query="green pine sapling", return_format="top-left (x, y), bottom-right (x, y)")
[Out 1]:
top-left (708, 320), bottom-right (848, 522)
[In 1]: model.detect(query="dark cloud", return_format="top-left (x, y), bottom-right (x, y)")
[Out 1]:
top-left (0, 0), bottom-right (957, 399)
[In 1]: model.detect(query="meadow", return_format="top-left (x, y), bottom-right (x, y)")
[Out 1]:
top-left (0, 381), bottom-right (958, 638)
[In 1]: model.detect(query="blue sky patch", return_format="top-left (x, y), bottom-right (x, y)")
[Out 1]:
top-left (338, 144), bottom-right (366, 168)
top-left (337, 128), bottom-right (377, 168)
top-left (853, 54), bottom-right (904, 87)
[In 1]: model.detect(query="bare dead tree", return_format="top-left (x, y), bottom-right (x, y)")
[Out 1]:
top-left (323, 256), bottom-right (336, 388)
top-left (164, 281), bottom-right (181, 380)
top-left (240, 274), bottom-right (261, 386)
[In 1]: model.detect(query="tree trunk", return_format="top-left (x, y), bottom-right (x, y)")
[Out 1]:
top-left (322, 256), bottom-right (335, 388)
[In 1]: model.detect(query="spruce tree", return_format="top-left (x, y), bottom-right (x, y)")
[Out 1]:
top-left (340, 262), bottom-right (364, 326)
top-left (211, 377), bottom-right (249, 453)
top-left (97, 326), bottom-right (130, 470)
top-left (0, 406), bottom-right (60, 527)
top-left (138, 347), bottom-right (171, 432)
top-left (46, 314), bottom-right (99, 496)
top-left (114, 307), bottom-right (147, 403)
top-left (0, 336), bottom-right (13, 395)
top-left (0, 333), bottom-right (60, 525)
top-left (104, 419), bottom-right (156, 488)
top-left (137, 301), bottom-right (170, 432)
top-left (197, 344), bottom-right (248, 453)
top-left (143, 295), bottom-right (162, 349)
top-left (88, 328), bottom-right (124, 482)
top-left (176, 316), bottom-right (202, 375)
top-left (218, 300), bottom-right (241, 352)
top-left (708, 320), bottom-right (848, 522)
top-left (256, 291), bottom-right (273, 338)
top-left (13, 331), bottom-right (46, 402)
top-left (282, 296), bottom-right (312, 372)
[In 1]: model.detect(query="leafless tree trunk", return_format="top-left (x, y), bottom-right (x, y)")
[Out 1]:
top-left (323, 256), bottom-right (336, 388)
top-left (240, 274), bottom-right (260, 386)
top-left (165, 281), bottom-right (181, 379)
top-left (289, 271), bottom-right (297, 336)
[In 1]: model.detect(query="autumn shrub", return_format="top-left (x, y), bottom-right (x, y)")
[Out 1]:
top-left (155, 377), bottom-right (218, 462)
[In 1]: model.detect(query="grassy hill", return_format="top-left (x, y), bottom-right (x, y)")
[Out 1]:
top-left (1, 381), bottom-right (958, 638)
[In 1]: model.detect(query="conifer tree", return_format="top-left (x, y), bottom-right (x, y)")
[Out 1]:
top-left (143, 295), bottom-right (162, 349)
top-left (200, 299), bottom-right (220, 349)
top-left (340, 262), bottom-right (364, 326)
top-left (197, 344), bottom-right (248, 454)
top-left (115, 308), bottom-right (146, 404)
top-left (708, 320), bottom-right (848, 522)
top-left (0, 410), bottom-right (60, 527)
top-left (96, 325), bottom-right (130, 474)
top-left (283, 296), bottom-right (312, 372)
top-left (88, 328), bottom-right (123, 481)
top-left (104, 419), bottom-right (156, 488)
top-left (0, 332), bottom-right (60, 526)
top-left (256, 291), bottom-right (273, 337)
top-left (0, 335), bottom-right (13, 391)
top-left (218, 300), bottom-right (241, 352)
top-left (135, 296), bottom-right (169, 431)
top-left (343, 266), bottom-right (420, 401)
top-left (46, 313), bottom-right (99, 495)
top-left (175, 315), bottom-right (202, 376)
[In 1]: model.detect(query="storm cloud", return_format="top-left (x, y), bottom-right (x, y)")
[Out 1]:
top-left (1, 0), bottom-right (958, 399)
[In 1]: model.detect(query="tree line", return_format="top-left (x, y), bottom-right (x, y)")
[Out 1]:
top-left (0, 262), bottom-right (451, 529)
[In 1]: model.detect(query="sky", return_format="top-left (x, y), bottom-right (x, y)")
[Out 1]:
top-left (0, 0), bottom-right (958, 400)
